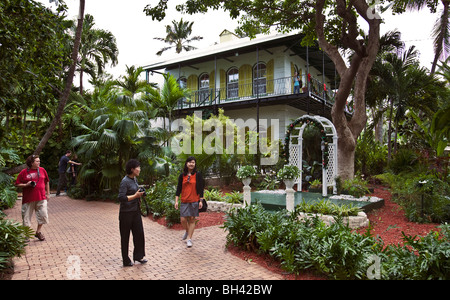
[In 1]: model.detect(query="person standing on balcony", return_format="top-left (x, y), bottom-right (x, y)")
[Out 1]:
top-left (293, 71), bottom-right (302, 94)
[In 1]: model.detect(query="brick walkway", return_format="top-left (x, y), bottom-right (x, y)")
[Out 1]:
top-left (5, 195), bottom-right (282, 280)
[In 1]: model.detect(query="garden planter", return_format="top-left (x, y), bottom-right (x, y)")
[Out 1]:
top-left (242, 177), bottom-right (251, 187)
top-left (283, 179), bottom-right (295, 190)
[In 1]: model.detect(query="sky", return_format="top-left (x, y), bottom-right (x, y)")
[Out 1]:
top-left (37, 0), bottom-right (443, 90)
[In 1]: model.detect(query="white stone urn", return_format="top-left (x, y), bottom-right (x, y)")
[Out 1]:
top-left (283, 179), bottom-right (295, 190)
top-left (242, 177), bottom-right (251, 187)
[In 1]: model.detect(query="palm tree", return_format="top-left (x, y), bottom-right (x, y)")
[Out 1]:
top-left (114, 65), bottom-right (157, 97)
top-left (147, 73), bottom-right (189, 137)
top-left (365, 30), bottom-right (404, 142)
top-left (154, 18), bottom-right (203, 56)
top-left (70, 83), bottom-right (163, 191)
top-left (394, 0), bottom-right (449, 74)
top-left (437, 56), bottom-right (450, 83)
top-left (73, 14), bottom-right (119, 95)
top-left (370, 45), bottom-right (443, 159)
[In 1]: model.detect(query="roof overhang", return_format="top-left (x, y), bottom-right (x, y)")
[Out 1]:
top-left (142, 31), bottom-right (338, 87)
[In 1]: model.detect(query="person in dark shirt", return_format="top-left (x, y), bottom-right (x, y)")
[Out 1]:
top-left (56, 150), bottom-right (81, 196)
top-left (68, 154), bottom-right (79, 186)
top-left (118, 159), bottom-right (147, 267)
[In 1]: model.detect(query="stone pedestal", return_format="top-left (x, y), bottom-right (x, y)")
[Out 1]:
top-left (286, 188), bottom-right (295, 212)
top-left (243, 185), bottom-right (251, 207)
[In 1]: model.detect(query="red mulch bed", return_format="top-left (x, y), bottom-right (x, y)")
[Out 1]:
top-left (356, 186), bottom-right (440, 246)
top-left (149, 185), bottom-right (441, 280)
top-left (148, 211), bottom-right (227, 230)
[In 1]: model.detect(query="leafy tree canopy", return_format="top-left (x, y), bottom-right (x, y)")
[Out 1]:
top-left (0, 0), bottom-right (71, 104)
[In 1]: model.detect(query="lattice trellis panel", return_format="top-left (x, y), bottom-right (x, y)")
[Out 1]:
top-left (326, 144), bottom-right (336, 186)
top-left (289, 143), bottom-right (301, 185)
top-left (285, 115), bottom-right (338, 196)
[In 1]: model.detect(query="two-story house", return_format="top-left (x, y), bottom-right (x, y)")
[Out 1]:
top-left (143, 31), bottom-right (347, 141)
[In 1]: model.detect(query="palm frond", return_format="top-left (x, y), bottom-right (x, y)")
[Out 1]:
top-left (432, 7), bottom-right (450, 59)
top-left (98, 129), bottom-right (118, 149)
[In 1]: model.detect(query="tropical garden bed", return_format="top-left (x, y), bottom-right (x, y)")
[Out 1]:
top-left (223, 186), bottom-right (448, 280)
top-left (146, 184), bottom-right (446, 280)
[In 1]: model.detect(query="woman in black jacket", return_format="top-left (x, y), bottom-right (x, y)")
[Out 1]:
top-left (175, 156), bottom-right (205, 248)
top-left (118, 159), bottom-right (147, 266)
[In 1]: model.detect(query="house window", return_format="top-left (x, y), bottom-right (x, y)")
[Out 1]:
top-left (227, 67), bottom-right (239, 99)
top-left (198, 73), bottom-right (210, 103)
top-left (253, 62), bottom-right (266, 95)
top-left (199, 73), bottom-right (210, 89)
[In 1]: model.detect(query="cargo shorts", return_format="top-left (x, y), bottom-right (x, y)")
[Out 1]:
top-left (22, 200), bottom-right (49, 227)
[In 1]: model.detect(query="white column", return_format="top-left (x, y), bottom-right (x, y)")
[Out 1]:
top-left (286, 187), bottom-right (295, 212)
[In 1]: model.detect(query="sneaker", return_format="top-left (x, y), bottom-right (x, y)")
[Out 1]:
top-left (182, 231), bottom-right (188, 240)
top-left (186, 239), bottom-right (193, 248)
top-left (35, 232), bottom-right (45, 241)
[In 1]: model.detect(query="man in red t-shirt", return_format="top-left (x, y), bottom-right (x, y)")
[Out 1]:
top-left (15, 155), bottom-right (50, 241)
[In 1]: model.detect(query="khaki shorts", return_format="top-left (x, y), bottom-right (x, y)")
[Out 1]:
top-left (22, 200), bottom-right (49, 227)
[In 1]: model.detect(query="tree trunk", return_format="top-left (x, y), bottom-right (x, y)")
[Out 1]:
top-left (5, 0), bottom-right (85, 175)
top-left (80, 69), bottom-right (84, 95)
top-left (393, 118), bottom-right (399, 156)
top-left (22, 106), bottom-right (27, 146)
top-left (387, 97), bottom-right (394, 161)
top-left (374, 109), bottom-right (384, 143)
top-left (315, 0), bottom-right (380, 180)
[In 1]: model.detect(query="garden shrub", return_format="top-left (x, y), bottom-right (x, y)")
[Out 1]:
top-left (141, 174), bottom-right (180, 227)
top-left (222, 203), bottom-right (271, 251)
top-left (223, 204), bottom-right (450, 279)
top-left (224, 191), bottom-right (243, 204)
top-left (257, 172), bottom-right (280, 190)
top-left (0, 184), bottom-right (18, 210)
top-left (381, 224), bottom-right (450, 280)
top-left (341, 177), bottom-right (370, 198)
top-left (204, 188), bottom-right (224, 202)
top-left (376, 172), bottom-right (450, 223)
top-left (355, 131), bottom-right (388, 177)
top-left (0, 219), bottom-right (34, 271)
top-left (66, 185), bottom-right (86, 200)
top-left (388, 148), bottom-right (419, 174)
top-left (297, 199), bottom-right (361, 217)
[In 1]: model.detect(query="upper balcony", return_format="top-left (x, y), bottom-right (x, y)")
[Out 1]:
top-left (143, 31), bottom-right (353, 120)
top-left (175, 75), bottom-right (352, 120)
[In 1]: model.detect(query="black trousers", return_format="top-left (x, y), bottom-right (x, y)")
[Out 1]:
top-left (119, 211), bottom-right (145, 264)
top-left (56, 172), bottom-right (67, 195)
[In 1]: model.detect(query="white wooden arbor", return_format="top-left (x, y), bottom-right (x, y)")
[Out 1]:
top-left (284, 115), bottom-right (338, 197)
